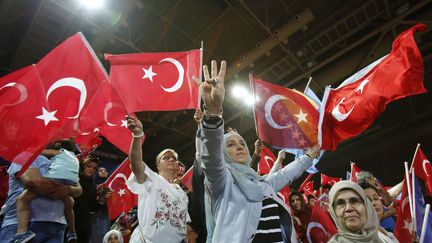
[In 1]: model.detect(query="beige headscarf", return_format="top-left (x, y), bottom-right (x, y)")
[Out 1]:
top-left (328, 180), bottom-right (384, 243)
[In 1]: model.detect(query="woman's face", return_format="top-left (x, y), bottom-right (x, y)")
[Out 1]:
top-left (364, 188), bottom-right (383, 220)
top-left (157, 151), bottom-right (178, 173)
top-left (333, 189), bottom-right (367, 233)
top-left (98, 167), bottom-right (108, 178)
top-left (225, 134), bottom-right (248, 164)
top-left (82, 161), bottom-right (98, 178)
top-left (108, 234), bottom-right (119, 243)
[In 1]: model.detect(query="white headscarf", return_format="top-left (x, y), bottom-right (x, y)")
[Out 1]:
top-left (102, 230), bottom-right (123, 243)
top-left (328, 180), bottom-right (384, 243)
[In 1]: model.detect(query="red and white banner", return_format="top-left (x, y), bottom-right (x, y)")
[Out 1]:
top-left (320, 173), bottom-right (341, 187)
top-left (410, 144), bottom-right (432, 195)
top-left (258, 146), bottom-right (277, 175)
top-left (318, 24), bottom-right (427, 150)
top-left (106, 49), bottom-right (202, 112)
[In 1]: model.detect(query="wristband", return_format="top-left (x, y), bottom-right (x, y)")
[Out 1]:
top-left (132, 131), bottom-right (144, 138)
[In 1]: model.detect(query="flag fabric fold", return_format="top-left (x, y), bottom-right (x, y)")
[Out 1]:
top-left (318, 24), bottom-right (427, 150)
top-left (320, 173), bottom-right (341, 187)
top-left (258, 146), bottom-right (277, 175)
top-left (410, 144), bottom-right (432, 195)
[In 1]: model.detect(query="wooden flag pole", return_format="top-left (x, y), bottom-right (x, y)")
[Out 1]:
top-left (249, 72), bottom-right (260, 138)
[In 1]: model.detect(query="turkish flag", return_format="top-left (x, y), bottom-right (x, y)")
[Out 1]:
top-left (80, 81), bottom-right (143, 154)
top-left (305, 203), bottom-right (337, 243)
top-left (180, 166), bottom-right (193, 192)
top-left (252, 76), bottom-right (319, 149)
top-left (0, 65), bottom-right (59, 166)
top-left (35, 32), bottom-right (110, 138)
top-left (102, 158), bottom-right (138, 220)
top-left (258, 146), bottom-right (277, 175)
top-left (410, 144), bottom-right (432, 195)
top-left (277, 185), bottom-right (292, 204)
top-left (319, 24), bottom-right (427, 150)
top-left (350, 162), bottom-right (362, 182)
top-left (74, 129), bottom-right (102, 159)
top-left (297, 174), bottom-right (314, 192)
top-left (394, 178), bottom-right (415, 242)
top-left (320, 174), bottom-right (341, 187)
top-left (105, 49), bottom-right (201, 112)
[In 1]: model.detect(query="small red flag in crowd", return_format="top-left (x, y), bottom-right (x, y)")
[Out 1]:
top-left (394, 178), bottom-right (415, 242)
top-left (410, 144), bottom-right (432, 195)
top-left (258, 146), bottom-right (277, 175)
top-left (102, 158), bottom-right (138, 220)
top-left (350, 162), bottom-right (362, 182)
top-left (320, 173), bottom-right (341, 187)
top-left (306, 202), bottom-right (337, 243)
top-left (299, 174), bottom-right (314, 193)
top-left (180, 166), bottom-right (193, 192)
top-left (105, 49), bottom-right (202, 112)
top-left (319, 24), bottom-right (427, 150)
top-left (252, 76), bottom-right (319, 149)
top-left (277, 185), bottom-right (292, 204)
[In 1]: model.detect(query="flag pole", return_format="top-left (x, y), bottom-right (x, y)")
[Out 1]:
top-left (419, 204), bottom-right (430, 243)
top-left (304, 76), bottom-right (313, 93)
top-left (405, 161), bottom-right (415, 232)
top-left (410, 143), bottom-right (421, 171)
top-left (249, 72), bottom-right (259, 138)
top-left (412, 168), bottom-right (417, 240)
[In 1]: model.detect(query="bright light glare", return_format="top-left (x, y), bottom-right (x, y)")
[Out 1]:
top-left (231, 85), bottom-right (249, 98)
top-left (79, 0), bottom-right (105, 9)
top-left (232, 85), bottom-right (257, 106)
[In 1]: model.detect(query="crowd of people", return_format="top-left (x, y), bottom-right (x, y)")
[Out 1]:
top-left (0, 59), bottom-right (424, 243)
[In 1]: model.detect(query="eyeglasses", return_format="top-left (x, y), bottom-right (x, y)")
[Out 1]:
top-left (334, 197), bottom-right (364, 210)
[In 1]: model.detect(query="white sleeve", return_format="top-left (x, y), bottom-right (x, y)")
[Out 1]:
top-left (126, 163), bottom-right (162, 194)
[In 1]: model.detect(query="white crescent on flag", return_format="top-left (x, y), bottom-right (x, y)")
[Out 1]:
top-left (264, 95), bottom-right (289, 129)
top-left (307, 221), bottom-right (329, 243)
top-left (0, 82), bottom-right (28, 107)
top-left (159, 58), bottom-right (184, 93)
top-left (46, 77), bottom-right (87, 119)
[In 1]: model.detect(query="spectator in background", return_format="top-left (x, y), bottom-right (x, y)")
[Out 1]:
top-left (103, 229), bottom-right (123, 243)
top-left (89, 166), bottom-right (111, 243)
top-left (307, 194), bottom-right (316, 208)
top-left (74, 156), bottom-right (111, 243)
top-left (289, 191), bottom-right (311, 242)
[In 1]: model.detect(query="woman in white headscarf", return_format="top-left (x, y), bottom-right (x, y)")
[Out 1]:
top-left (199, 60), bottom-right (320, 243)
top-left (102, 229), bottom-right (123, 243)
top-left (328, 180), bottom-right (393, 243)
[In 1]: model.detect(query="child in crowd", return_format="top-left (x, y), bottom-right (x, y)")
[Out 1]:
top-left (12, 139), bottom-right (80, 243)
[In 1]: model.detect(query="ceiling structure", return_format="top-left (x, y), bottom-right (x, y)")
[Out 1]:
top-left (1, 0), bottom-right (431, 187)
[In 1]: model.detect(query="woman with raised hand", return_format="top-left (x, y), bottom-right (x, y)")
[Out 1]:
top-left (125, 115), bottom-right (190, 243)
top-left (328, 180), bottom-right (393, 243)
top-left (199, 60), bottom-right (320, 243)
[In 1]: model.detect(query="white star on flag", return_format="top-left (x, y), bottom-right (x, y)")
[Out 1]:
top-left (121, 119), bottom-right (128, 128)
top-left (294, 109), bottom-right (308, 124)
top-left (118, 188), bottom-right (126, 197)
top-left (36, 107), bottom-right (59, 126)
top-left (142, 66), bottom-right (157, 82)
top-left (402, 220), bottom-right (413, 233)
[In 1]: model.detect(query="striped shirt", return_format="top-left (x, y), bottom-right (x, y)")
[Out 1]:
top-left (252, 198), bottom-right (283, 243)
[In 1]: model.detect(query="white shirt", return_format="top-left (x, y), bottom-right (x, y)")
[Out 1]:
top-left (127, 164), bottom-right (190, 243)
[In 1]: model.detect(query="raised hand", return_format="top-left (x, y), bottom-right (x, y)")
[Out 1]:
top-left (200, 60), bottom-right (227, 115)
top-left (125, 115), bottom-right (143, 137)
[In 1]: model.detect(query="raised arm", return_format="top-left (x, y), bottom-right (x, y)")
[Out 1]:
top-left (269, 150), bottom-right (285, 175)
top-left (266, 145), bottom-right (320, 192)
top-left (126, 115), bottom-right (147, 184)
top-left (250, 139), bottom-right (263, 172)
top-left (200, 60), bottom-right (228, 198)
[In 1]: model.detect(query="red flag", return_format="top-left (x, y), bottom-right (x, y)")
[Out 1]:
top-left (298, 174), bottom-right (314, 193)
top-left (394, 178), bottom-right (415, 242)
top-left (410, 144), bottom-right (432, 195)
top-left (320, 174), bottom-right (341, 187)
top-left (350, 162), bottom-right (362, 182)
top-left (80, 81), bottom-right (143, 154)
top-left (252, 76), bottom-right (319, 149)
top-left (319, 24), bottom-right (427, 150)
top-left (277, 186), bottom-right (292, 204)
top-left (0, 65), bottom-right (57, 166)
top-left (258, 146), bottom-right (277, 175)
top-left (105, 49), bottom-right (202, 112)
top-left (74, 129), bottom-right (102, 159)
top-left (102, 158), bottom-right (138, 220)
top-left (306, 203), bottom-right (337, 243)
top-left (180, 166), bottom-right (193, 192)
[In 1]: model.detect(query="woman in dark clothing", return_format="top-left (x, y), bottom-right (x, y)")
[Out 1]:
top-left (73, 156), bottom-right (110, 243)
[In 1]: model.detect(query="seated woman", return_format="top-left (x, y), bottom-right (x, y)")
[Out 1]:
top-left (328, 180), bottom-right (397, 243)
top-left (199, 60), bottom-right (320, 242)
